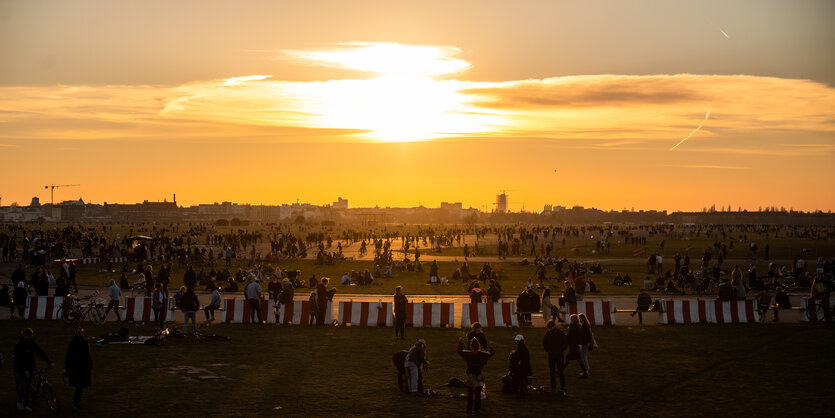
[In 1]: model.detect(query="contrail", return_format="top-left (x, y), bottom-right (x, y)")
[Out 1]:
top-left (670, 107), bottom-right (711, 151)
top-left (719, 28), bottom-right (730, 38)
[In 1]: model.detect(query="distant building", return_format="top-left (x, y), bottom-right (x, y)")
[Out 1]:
top-left (496, 193), bottom-right (508, 213)
top-left (333, 197), bottom-right (348, 210)
top-left (30, 197), bottom-right (41, 207)
top-left (440, 202), bottom-right (463, 211)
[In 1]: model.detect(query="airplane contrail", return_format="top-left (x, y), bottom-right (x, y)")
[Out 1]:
top-left (670, 107), bottom-right (711, 151)
top-left (719, 28), bottom-right (730, 38)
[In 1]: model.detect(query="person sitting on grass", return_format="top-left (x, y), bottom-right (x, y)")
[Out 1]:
top-left (457, 337), bottom-right (494, 414)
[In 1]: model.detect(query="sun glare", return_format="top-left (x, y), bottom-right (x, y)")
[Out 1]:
top-left (277, 42), bottom-right (498, 142)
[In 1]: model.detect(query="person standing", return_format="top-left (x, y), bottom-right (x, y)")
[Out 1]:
top-left (143, 264), bottom-right (154, 297)
top-left (64, 327), bottom-right (92, 410)
top-left (467, 322), bottom-right (488, 350)
top-left (394, 286), bottom-right (408, 340)
top-left (68, 262), bottom-right (78, 293)
top-left (181, 287), bottom-right (200, 333)
top-left (316, 278), bottom-right (331, 326)
top-left (457, 337), bottom-right (494, 414)
top-left (577, 314), bottom-right (593, 378)
top-left (151, 283), bottom-right (166, 327)
top-left (244, 278), bottom-right (263, 324)
top-left (508, 334), bottom-right (532, 397)
top-left (183, 265), bottom-right (197, 292)
top-left (13, 282), bottom-right (28, 319)
top-left (404, 339), bottom-right (429, 393)
top-left (541, 288), bottom-right (555, 323)
top-left (14, 328), bottom-right (54, 412)
top-left (542, 320), bottom-right (568, 396)
top-left (105, 280), bottom-right (121, 322)
top-left (158, 263), bottom-right (171, 299)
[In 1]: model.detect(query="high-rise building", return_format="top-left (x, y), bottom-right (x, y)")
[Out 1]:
top-left (496, 193), bottom-right (508, 213)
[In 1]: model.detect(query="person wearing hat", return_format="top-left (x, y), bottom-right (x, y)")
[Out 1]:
top-left (14, 328), bottom-right (54, 411)
top-left (507, 334), bottom-right (532, 398)
top-left (404, 339), bottom-right (429, 393)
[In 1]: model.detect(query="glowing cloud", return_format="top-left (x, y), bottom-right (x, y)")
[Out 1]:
top-left (280, 42), bottom-right (471, 77)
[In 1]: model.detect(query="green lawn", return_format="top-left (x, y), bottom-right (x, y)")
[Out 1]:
top-left (0, 321), bottom-right (832, 416)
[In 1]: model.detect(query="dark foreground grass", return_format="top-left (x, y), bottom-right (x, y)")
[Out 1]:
top-left (0, 321), bottom-right (833, 417)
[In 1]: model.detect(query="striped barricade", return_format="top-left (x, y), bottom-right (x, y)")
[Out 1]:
top-left (799, 297), bottom-right (834, 322)
top-left (712, 299), bottom-right (759, 323)
top-left (25, 296), bottom-right (65, 320)
top-left (222, 298), bottom-right (276, 324)
top-left (82, 257), bottom-right (100, 264)
top-left (123, 297), bottom-right (174, 322)
top-left (109, 257), bottom-right (128, 263)
top-left (658, 300), bottom-right (711, 324)
top-left (277, 300), bottom-right (334, 325)
top-left (405, 302), bottom-right (454, 327)
top-left (338, 301), bottom-right (393, 326)
top-left (565, 300), bottom-right (616, 325)
top-left (461, 302), bottom-right (517, 328)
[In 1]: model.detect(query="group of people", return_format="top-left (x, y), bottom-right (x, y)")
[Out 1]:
top-left (394, 315), bottom-right (596, 414)
top-left (12, 327), bottom-right (92, 412)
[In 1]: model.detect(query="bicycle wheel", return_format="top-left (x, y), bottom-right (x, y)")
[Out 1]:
top-left (91, 305), bottom-right (107, 324)
top-left (57, 306), bottom-right (79, 325)
top-left (41, 384), bottom-right (60, 414)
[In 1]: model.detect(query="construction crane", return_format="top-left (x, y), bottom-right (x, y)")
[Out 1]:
top-left (44, 184), bottom-right (80, 205)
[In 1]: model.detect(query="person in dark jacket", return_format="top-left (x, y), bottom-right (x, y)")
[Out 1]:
top-left (183, 265), bottom-right (197, 291)
top-left (316, 278), bottom-right (333, 326)
top-left (392, 350), bottom-right (410, 392)
top-left (457, 337), bottom-right (494, 414)
top-left (466, 322), bottom-right (488, 350)
top-left (14, 328), bottom-right (53, 412)
top-left (0, 284), bottom-right (13, 316)
top-left (181, 288), bottom-right (200, 333)
top-left (774, 286), bottom-right (791, 322)
top-left (565, 314), bottom-right (592, 378)
top-left (542, 320), bottom-right (568, 395)
top-left (508, 334), bottom-right (532, 397)
top-left (394, 286), bottom-right (408, 340)
top-left (65, 327), bottom-right (92, 410)
top-left (13, 282), bottom-right (28, 319)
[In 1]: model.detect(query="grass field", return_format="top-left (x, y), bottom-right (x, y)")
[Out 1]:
top-left (0, 321), bottom-right (832, 416)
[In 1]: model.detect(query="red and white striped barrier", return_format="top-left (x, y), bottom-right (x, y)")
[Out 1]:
top-left (338, 301), bottom-right (393, 326)
top-left (25, 296), bottom-right (65, 320)
top-left (712, 300), bottom-right (759, 323)
top-left (110, 257), bottom-right (127, 263)
top-left (564, 301), bottom-right (616, 325)
top-left (658, 300), bottom-right (711, 324)
top-left (800, 297), bottom-right (834, 322)
top-left (405, 302), bottom-right (454, 327)
top-left (123, 297), bottom-right (173, 322)
top-left (222, 298), bottom-right (276, 324)
top-left (81, 257), bottom-right (99, 264)
top-left (461, 302), bottom-right (517, 328)
top-left (276, 300), bottom-right (333, 325)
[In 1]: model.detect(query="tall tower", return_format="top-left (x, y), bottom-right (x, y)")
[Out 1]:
top-left (496, 192), bottom-right (508, 213)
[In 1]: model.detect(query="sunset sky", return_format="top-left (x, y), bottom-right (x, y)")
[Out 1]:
top-left (1, 0), bottom-right (833, 212)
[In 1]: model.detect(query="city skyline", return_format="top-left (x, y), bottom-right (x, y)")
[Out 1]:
top-left (1, 1), bottom-right (834, 212)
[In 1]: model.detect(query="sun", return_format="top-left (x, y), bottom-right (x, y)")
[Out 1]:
top-left (281, 43), bottom-right (498, 142)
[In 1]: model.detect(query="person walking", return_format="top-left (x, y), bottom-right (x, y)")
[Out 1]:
top-left (105, 280), bottom-right (121, 322)
top-left (64, 327), bottom-right (92, 410)
top-left (181, 287), bottom-right (200, 333)
top-left (14, 328), bottom-right (54, 412)
top-left (394, 286), bottom-right (408, 340)
top-left (542, 319), bottom-right (568, 396)
top-left (316, 278), bottom-right (331, 326)
top-left (457, 337), bottom-right (494, 414)
top-left (244, 278), bottom-right (263, 324)
top-left (13, 281), bottom-right (28, 319)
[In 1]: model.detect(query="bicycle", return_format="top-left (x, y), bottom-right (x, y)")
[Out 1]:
top-left (57, 292), bottom-right (107, 325)
top-left (25, 366), bottom-right (60, 414)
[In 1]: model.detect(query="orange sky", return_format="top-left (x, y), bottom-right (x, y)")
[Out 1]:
top-left (1, 1), bottom-right (833, 212)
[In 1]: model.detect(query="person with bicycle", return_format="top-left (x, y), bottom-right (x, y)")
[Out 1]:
top-left (65, 327), bottom-right (92, 410)
top-left (13, 328), bottom-right (54, 412)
